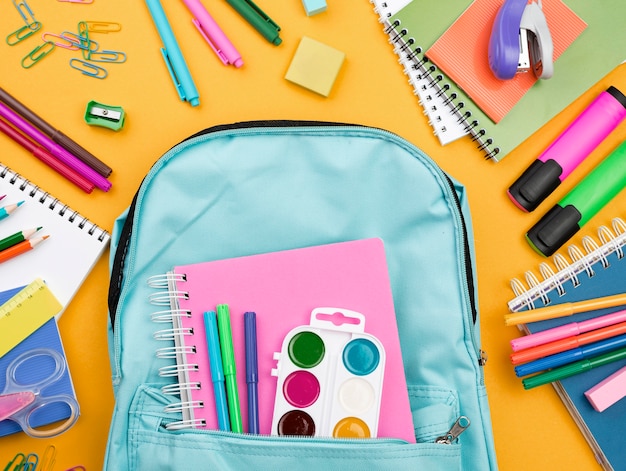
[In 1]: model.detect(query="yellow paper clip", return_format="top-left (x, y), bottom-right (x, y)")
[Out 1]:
top-left (6, 21), bottom-right (41, 46)
top-left (40, 445), bottom-right (57, 471)
top-left (21, 41), bottom-right (55, 69)
top-left (70, 58), bottom-right (108, 79)
top-left (42, 32), bottom-right (80, 50)
top-left (87, 21), bottom-right (122, 33)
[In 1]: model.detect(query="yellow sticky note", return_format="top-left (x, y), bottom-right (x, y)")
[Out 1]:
top-left (285, 36), bottom-right (346, 97)
top-left (0, 279), bottom-right (63, 357)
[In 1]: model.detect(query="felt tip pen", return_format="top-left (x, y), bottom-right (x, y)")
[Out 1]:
top-left (216, 304), bottom-right (243, 433)
top-left (225, 0), bottom-right (282, 46)
top-left (145, 0), bottom-right (200, 107)
top-left (515, 333), bottom-right (626, 377)
top-left (0, 201), bottom-right (24, 220)
top-left (526, 138), bottom-right (626, 256)
top-left (182, 0), bottom-right (243, 68)
top-left (508, 86), bottom-right (626, 212)
top-left (522, 345), bottom-right (626, 390)
top-left (203, 311), bottom-right (231, 431)
top-left (511, 308), bottom-right (626, 351)
top-left (244, 311), bottom-right (259, 434)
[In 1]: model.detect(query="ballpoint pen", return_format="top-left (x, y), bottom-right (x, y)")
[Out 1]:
top-left (0, 102), bottom-right (111, 192)
top-left (203, 310), bottom-right (231, 431)
top-left (216, 304), bottom-right (243, 433)
top-left (0, 117), bottom-right (94, 193)
top-left (225, 0), bottom-right (281, 46)
top-left (0, 87), bottom-right (112, 178)
top-left (182, 0), bottom-right (243, 68)
top-left (145, 0), bottom-right (200, 107)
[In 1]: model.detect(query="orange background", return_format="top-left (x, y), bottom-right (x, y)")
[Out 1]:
top-left (0, 1), bottom-right (624, 469)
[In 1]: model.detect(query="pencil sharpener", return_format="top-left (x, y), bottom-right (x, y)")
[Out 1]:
top-left (84, 100), bottom-right (125, 131)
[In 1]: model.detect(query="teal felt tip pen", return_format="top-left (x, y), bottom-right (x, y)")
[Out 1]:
top-left (526, 139), bottom-right (626, 256)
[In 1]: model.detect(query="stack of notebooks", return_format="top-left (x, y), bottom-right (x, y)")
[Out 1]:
top-left (370, 0), bottom-right (626, 161)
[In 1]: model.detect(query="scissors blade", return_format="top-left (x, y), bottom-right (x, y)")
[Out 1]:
top-left (0, 391), bottom-right (35, 421)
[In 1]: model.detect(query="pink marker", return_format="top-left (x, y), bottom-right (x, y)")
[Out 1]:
top-left (508, 86), bottom-right (626, 212)
top-left (585, 365), bottom-right (626, 412)
top-left (182, 0), bottom-right (243, 68)
top-left (511, 308), bottom-right (626, 352)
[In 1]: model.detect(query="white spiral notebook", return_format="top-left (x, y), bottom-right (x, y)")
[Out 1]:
top-left (508, 217), bottom-right (626, 471)
top-left (0, 162), bottom-right (110, 314)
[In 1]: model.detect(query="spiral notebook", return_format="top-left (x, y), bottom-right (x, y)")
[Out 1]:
top-left (508, 217), bottom-right (626, 470)
top-left (0, 162), bottom-right (110, 313)
top-left (370, 0), bottom-right (626, 161)
top-left (149, 238), bottom-right (415, 442)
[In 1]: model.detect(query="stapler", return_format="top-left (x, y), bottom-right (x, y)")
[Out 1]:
top-left (488, 0), bottom-right (553, 80)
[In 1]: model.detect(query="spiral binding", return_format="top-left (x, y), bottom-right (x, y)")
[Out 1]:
top-left (508, 218), bottom-right (626, 312)
top-left (0, 163), bottom-right (108, 241)
top-left (148, 272), bottom-right (205, 430)
top-left (370, 1), bottom-right (500, 160)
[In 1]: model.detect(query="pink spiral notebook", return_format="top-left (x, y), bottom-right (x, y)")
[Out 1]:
top-left (155, 238), bottom-right (415, 442)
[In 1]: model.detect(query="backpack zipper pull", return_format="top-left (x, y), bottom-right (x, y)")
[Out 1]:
top-left (435, 416), bottom-right (470, 444)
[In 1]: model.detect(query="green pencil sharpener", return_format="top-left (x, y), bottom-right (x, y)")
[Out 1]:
top-left (84, 100), bottom-right (125, 131)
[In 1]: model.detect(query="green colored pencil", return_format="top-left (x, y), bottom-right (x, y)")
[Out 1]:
top-left (0, 227), bottom-right (42, 251)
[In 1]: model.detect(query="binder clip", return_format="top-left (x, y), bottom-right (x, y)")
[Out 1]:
top-left (488, 0), bottom-right (553, 80)
top-left (84, 100), bottom-right (125, 131)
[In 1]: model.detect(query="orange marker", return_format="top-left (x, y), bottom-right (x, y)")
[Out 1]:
top-left (0, 235), bottom-right (48, 263)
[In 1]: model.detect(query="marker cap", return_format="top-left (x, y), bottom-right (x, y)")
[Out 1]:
top-left (507, 159), bottom-right (563, 211)
top-left (526, 204), bottom-right (582, 256)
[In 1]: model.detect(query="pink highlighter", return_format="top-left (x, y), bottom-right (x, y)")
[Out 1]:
top-left (508, 86), bottom-right (626, 212)
top-left (585, 365), bottom-right (626, 412)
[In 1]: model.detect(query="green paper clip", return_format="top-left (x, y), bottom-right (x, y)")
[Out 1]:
top-left (84, 100), bottom-right (125, 131)
top-left (6, 21), bottom-right (41, 45)
top-left (21, 41), bottom-right (55, 68)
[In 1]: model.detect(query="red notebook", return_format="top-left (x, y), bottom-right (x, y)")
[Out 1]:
top-left (151, 238), bottom-right (416, 442)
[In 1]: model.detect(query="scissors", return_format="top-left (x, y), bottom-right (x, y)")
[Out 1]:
top-left (0, 348), bottom-right (79, 437)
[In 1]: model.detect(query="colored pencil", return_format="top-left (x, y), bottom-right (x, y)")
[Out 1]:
top-left (0, 201), bottom-right (24, 221)
top-left (0, 235), bottom-right (48, 263)
top-left (0, 227), bottom-right (41, 251)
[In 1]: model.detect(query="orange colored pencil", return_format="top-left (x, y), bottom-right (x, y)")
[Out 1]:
top-left (0, 235), bottom-right (48, 263)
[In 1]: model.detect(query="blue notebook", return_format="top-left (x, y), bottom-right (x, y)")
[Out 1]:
top-left (508, 217), bottom-right (626, 471)
top-left (0, 288), bottom-right (78, 437)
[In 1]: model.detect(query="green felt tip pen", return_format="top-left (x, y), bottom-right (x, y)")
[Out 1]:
top-left (225, 0), bottom-right (281, 46)
top-left (216, 303), bottom-right (243, 433)
top-left (523, 345), bottom-right (626, 390)
top-left (526, 139), bottom-right (626, 256)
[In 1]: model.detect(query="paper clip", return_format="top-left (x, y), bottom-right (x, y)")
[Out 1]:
top-left (12, 0), bottom-right (38, 29)
top-left (70, 58), bottom-right (108, 79)
top-left (57, 0), bottom-right (94, 3)
top-left (86, 21), bottom-right (122, 33)
top-left (88, 50), bottom-right (126, 63)
top-left (6, 21), bottom-right (42, 46)
top-left (64, 466), bottom-right (86, 471)
top-left (21, 41), bottom-right (56, 69)
top-left (40, 445), bottom-right (57, 471)
top-left (60, 31), bottom-right (99, 52)
top-left (22, 454), bottom-right (39, 471)
top-left (42, 32), bottom-right (80, 50)
top-left (4, 453), bottom-right (26, 471)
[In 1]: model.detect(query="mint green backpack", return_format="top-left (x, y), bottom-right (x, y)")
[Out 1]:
top-left (105, 121), bottom-right (498, 470)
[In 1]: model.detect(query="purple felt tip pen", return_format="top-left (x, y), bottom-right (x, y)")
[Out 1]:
top-left (508, 86), bottom-right (626, 212)
top-left (244, 311), bottom-right (259, 434)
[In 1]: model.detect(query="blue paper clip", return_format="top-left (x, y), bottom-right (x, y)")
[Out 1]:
top-left (6, 21), bottom-right (41, 46)
top-left (70, 58), bottom-right (108, 79)
top-left (22, 454), bottom-right (39, 471)
top-left (89, 50), bottom-right (127, 63)
top-left (12, 0), bottom-right (37, 29)
top-left (21, 41), bottom-right (55, 69)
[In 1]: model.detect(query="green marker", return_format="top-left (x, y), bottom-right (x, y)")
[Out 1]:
top-left (225, 0), bottom-right (282, 45)
top-left (526, 139), bottom-right (626, 256)
top-left (216, 303), bottom-right (243, 433)
top-left (523, 345), bottom-right (626, 390)
top-left (0, 227), bottom-right (41, 251)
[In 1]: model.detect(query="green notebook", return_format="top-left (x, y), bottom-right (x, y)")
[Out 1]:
top-left (375, 0), bottom-right (626, 161)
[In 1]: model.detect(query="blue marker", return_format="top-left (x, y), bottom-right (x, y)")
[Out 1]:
top-left (203, 311), bottom-right (230, 431)
top-left (244, 311), bottom-right (259, 434)
top-left (515, 333), bottom-right (626, 377)
top-left (145, 0), bottom-right (200, 107)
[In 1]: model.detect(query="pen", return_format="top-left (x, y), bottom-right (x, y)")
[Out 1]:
top-left (0, 201), bottom-right (24, 221)
top-left (522, 345), bottom-right (626, 389)
top-left (225, 0), bottom-right (281, 46)
top-left (216, 304), bottom-right (243, 433)
top-left (0, 101), bottom-right (111, 192)
top-left (182, 0), bottom-right (243, 68)
top-left (203, 310), bottom-right (231, 431)
top-left (145, 0), bottom-right (200, 107)
top-left (0, 235), bottom-right (48, 264)
top-left (511, 308), bottom-right (626, 351)
top-left (526, 139), bottom-right (626, 256)
top-left (0, 117), bottom-right (95, 193)
top-left (504, 292), bottom-right (626, 326)
top-left (511, 321), bottom-right (626, 365)
top-left (515, 333), bottom-right (626, 377)
top-left (0, 87), bottom-right (112, 178)
top-left (244, 311), bottom-right (259, 434)
top-left (0, 227), bottom-right (41, 251)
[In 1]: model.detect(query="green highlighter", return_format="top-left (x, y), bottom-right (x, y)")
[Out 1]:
top-left (526, 139), bottom-right (626, 256)
top-left (216, 303), bottom-right (243, 433)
